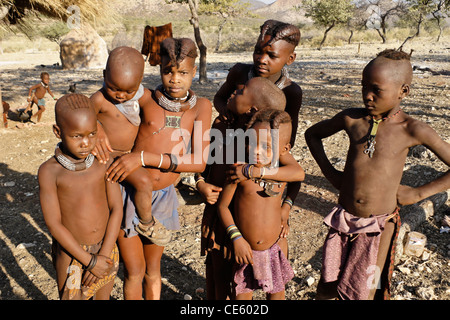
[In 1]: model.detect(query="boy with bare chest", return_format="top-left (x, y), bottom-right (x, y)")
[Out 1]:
top-left (305, 49), bottom-right (450, 300)
top-left (38, 94), bottom-right (123, 300)
top-left (25, 72), bottom-right (57, 122)
top-left (105, 38), bottom-right (212, 300)
top-left (218, 109), bottom-right (301, 300)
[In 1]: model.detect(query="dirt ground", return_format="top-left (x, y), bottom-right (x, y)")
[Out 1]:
top-left (0, 38), bottom-right (449, 300)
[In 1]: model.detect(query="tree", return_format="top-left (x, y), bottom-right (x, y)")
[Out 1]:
top-left (399, 0), bottom-right (440, 49)
top-left (303, 0), bottom-right (355, 50)
top-left (430, 0), bottom-right (449, 41)
top-left (360, 0), bottom-right (408, 43)
top-left (199, 0), bottom-right (251, 52)
top-left (167, 0), bottom-right (208, 83)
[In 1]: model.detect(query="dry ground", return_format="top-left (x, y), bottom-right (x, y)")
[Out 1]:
top-left (0, 37), bottom-right (449, 300)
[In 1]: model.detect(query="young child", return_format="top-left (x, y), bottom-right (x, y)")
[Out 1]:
top-left (105, 37), bottom-right (212, 300)
top-left (305, 49), bottom-right (450, 300)
top-left (214, 19), bottom-right (302, 147)
top-left (25, 72), bottom-right (57, 122)
top-left (217, 109), bottom-right (304, 300)
top-left (38, 94), bottom-right (123, 300)
top-left (89, 47), bottom-right (166, 244)
top-left (198, 77), bottom-right (303, 300)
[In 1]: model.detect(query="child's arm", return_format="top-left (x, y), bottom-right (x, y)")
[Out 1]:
top-left (90, 93), bottom-right (114, 164)
top-left (304, 112), bottom-right (347, 190)
top-left (227, 152), bottom-right (305, 183)
top-left (397, 121), bottom-right (450, 205)
top-left (99, 180), bottom-right (122, 257)
top-left (38, 165), bottom-right (112, 280)
top-left (283, 84), bottom-right (303, 146)
top-left (217, 181), bottom-right (253, 265)
top-left (80, 179), bottom-right (122, 286)
top-left (213, 64), bottom-right (245, 117)
top-left (47, 86), bottom-right (57, 100)
top-left (226, 153), bottom-right (304, 238)
top-left (27, 84), bottom-right (39, 101)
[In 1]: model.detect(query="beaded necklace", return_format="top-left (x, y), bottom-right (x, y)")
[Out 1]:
top-left (154, 85), bottom-right (197, 112)
top-left (54, 143), bottom-right (94, 171)
top-left (364, 108), bottom-right (402, 158)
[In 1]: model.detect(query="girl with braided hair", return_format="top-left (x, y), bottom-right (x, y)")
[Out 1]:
top-left (214, 19), bottom-right (302, 147)
top-left (217, 109), bottom-right (303, 300)
top-left (105, 38), bottom-right (212, 300)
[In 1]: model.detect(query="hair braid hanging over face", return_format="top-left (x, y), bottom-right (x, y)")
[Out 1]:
top-left (160, 38), bottom-right (198, 68)
top-left (258, 20), bottom-right (300, 47)
top-left (246, 108), bottom-right (291, 130)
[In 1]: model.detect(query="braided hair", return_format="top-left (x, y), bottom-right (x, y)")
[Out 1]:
top-left (258, 20), bottom-right (300, 47)
top-left (246, 108), bottom-right (291, 131)
top-left (377, 49), bottom-right (411, 61)
top-left (55, 93), bottom-right (94, 125)
top-left (160, 38), bottom-right (198, 68)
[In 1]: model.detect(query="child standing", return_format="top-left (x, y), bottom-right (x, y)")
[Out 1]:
top-left (217, 109), bottom-right (304, 299)
top-left (25, 72), bottom-right (57, 122)
top-left (198, 77), bottom-right (303, 299)
top-left (89, 47), bottom-right (167, 244)
top-left (38, 94), bottom-right (123, 300)
top-left (305, 49), bottom-right (450, 300)
top-left (105, 38), bottom-right (212, 300)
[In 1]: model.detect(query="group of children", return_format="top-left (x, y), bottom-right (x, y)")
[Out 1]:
top-left (36, 19), bottom-right (450, 300)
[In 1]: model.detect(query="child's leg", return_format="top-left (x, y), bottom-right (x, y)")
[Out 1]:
top-left (117, 230), bottom-right (147, 300)
top-left (267, 290), bottom-right (285, 300)
top-left (93, 280), bottom-right (114, 300)
top-left (143, 240), bottom-right (164, 300)
top-left (125, 167), bottom-right (153, 225)
top-left (25, 96), bottom-right (36, 112)
top-left (208, 249), bottom-right (233, 300)
top-left (316, 277), bottom-right (339, 300)
top-left (33, 104), bottom-right (45, 122)
top-left (235, 291), bottom-right (253, 300)
top-left (368, 220), bottom-right (396, 300)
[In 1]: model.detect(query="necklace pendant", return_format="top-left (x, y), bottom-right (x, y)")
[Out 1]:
top-left (165, 115), bottom-right (181, 128)
top-left (364, 137), bottom-right (376, 158)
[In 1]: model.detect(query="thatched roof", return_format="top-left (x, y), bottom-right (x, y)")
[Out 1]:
top-left (0, 0), bottom-right (115, 25)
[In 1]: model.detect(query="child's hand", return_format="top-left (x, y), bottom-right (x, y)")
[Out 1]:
top-left (81, 255), bottom-right (113, 287)
top-left (280, 205), bottom-right (290, 238)
top-left (91, 255), bottom-right (113, 279)
top-left (197, 181), bottom-right (222, 204)
top-left (397, 184), bottom-right (421, 206)
top-left (226, 163), bottom-right (248, 183)
top-left (92, 129), bottom-right (113, 164)
top-left (233, 237), bottom-right (253, 265)
top-left (280, 218), bottom-right (290, 238)
top-left (106, 152), bottom-right (140, 183)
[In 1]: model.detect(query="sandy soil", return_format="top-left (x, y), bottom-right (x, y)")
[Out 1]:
top-left (0, 38), bottom-right (449, 300)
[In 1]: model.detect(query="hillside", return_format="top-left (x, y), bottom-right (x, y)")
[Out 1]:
top-left (255, 0), bottom-right (311, 24)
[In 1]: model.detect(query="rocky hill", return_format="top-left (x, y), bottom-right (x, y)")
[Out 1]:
top-left (255, 0), bottom-right (311, 24)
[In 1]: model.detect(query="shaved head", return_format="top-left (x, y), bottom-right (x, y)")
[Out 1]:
top-left (105, 46), bottom-right (145, 84)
